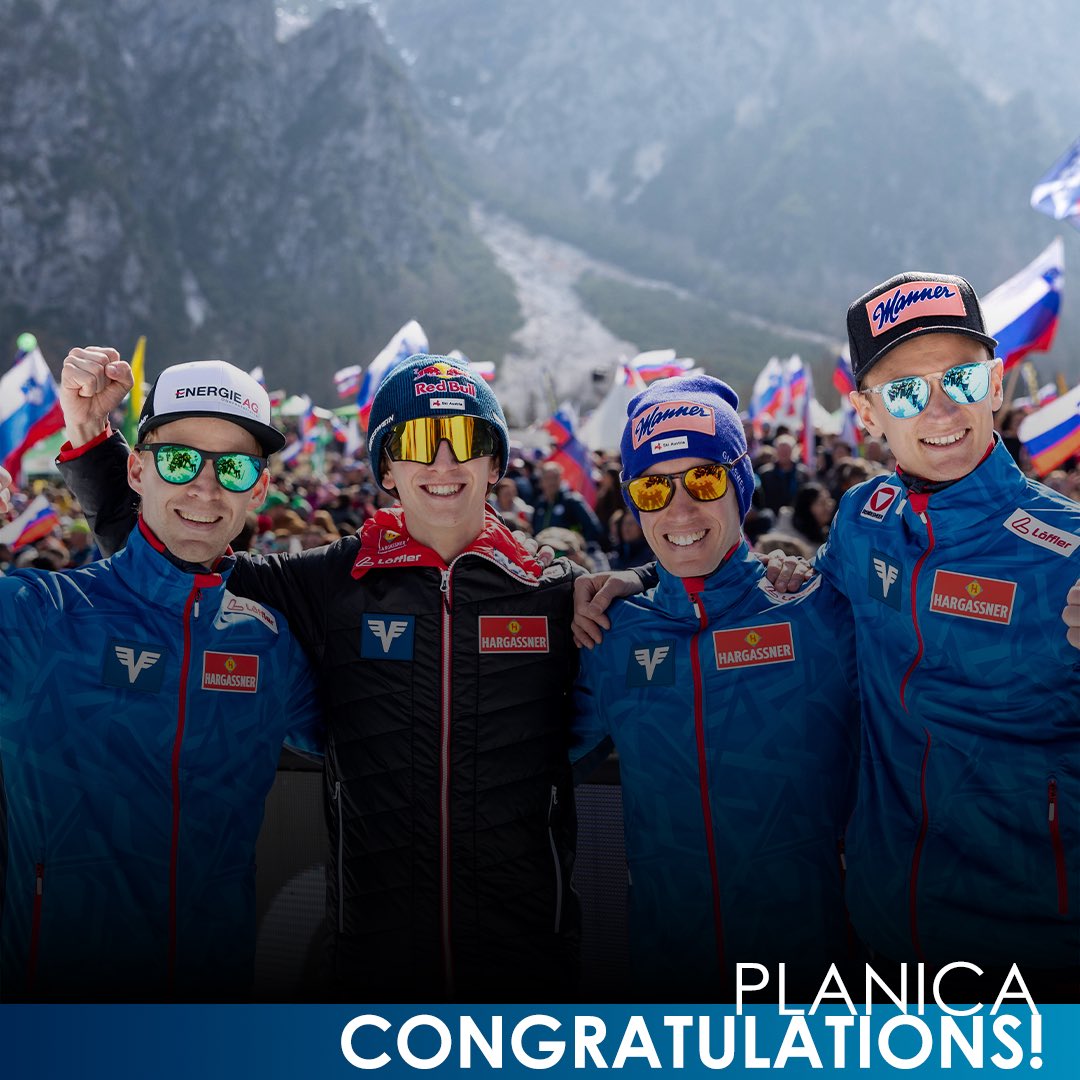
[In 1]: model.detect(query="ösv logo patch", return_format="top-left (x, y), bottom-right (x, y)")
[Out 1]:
top-left (362, 615), bottom-right (416, 660)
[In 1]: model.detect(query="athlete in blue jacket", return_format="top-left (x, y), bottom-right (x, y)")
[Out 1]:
top-left (0, 357), bottom-right (321, 1000)
top-left (820, 273), bottom-right (1080, 986)
top-left (572, 376), bottom-right (860, 998)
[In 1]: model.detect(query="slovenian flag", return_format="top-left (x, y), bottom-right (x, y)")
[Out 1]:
top-left (783, 356), bottom-right (807, 414)
top-left (0, 334), bottom-right (65, 480)
top-left (333, 364), bottom-right (363, 400)
top-left (544, 406), bottom-right (597, 507)
top-left (357, 320), bottom-right (429, 429)
top-left (0, 494), bottom-right (60, 550)
top-left (748, 357), bottom-right (785, 433)
top-left (628, 350), bottom-right (696, 383)
top-left (1017, 384), bottom-right (1080, 476)
top-left (981, 239), bottom-right (1064, 371)
top-left (1030, 136), bottom-right (1080, 230)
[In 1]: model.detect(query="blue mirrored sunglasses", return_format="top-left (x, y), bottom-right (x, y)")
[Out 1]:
top-left (863, 360), bottom-right (996, 419)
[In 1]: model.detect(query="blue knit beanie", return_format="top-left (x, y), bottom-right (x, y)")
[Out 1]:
top-left (367, 355), bottom-right (510, 493)
top-left (620, 374), bottom-right (753, 522)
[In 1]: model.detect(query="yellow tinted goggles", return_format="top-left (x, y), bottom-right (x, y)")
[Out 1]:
top-left (384, 416), bottom-right (498, 464)
top-left (622, 458), bottom-right (745, 512)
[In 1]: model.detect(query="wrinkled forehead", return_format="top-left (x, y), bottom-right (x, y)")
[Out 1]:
top-left (145, 415), bottom-right (262, 455)
top-left (639, 455), bottom-right (717, 478)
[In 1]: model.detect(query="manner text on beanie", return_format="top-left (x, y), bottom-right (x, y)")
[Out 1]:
top-left (367, 354), bottom-right (510, 493)
top-left (620, 374), bottom-right (754, 522)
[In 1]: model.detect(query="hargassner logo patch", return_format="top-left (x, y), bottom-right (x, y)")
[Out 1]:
top-left (713, 623), bottom-right (795, 669)
top-left (626, 641), bottom-right (675, 687)
top-left (631, 401), bottom-right (714, 449)
top-left (1003, 508), bottom-right (1079, 557)
top-left (928, 570), bottom-right (1017, 625)
top-left (479, 616), bottom-right (549, 653)
top-left (868, 551), bottom-right (902, 610)
top-left (361, 615), bottom-right (415, 660)
top-left (378, 528), bottom-right (408, 554)
top-left (202, 651), bottom-right (260, 692)
top-left (860, 484), bottom-right (903, 523)
top-left (866, 282), bottom-right (967, 337)
top-left (102, 639), bottom-right (166, 692)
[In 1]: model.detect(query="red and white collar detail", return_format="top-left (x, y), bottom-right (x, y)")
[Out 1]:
top-left (351, 506), bottom-right (544, 581)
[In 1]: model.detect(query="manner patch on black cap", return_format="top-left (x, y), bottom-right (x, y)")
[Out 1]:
top-left (847, 272), bottom-right (998, 386)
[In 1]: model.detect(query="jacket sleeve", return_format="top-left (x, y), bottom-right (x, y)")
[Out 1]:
top-left (55, 430), bottom-right (139, 557)
top-left (570, 641), bottom-right (613, 780)
top-left (226, 543), bottom-right (353, 664)
top-left (279, 629), bottom-right (325, 758)
top-left (0, 573), bottom-right (49, 720)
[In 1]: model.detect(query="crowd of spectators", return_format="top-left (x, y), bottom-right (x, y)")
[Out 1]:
top-left (3, 396), bottom-right (1078, 576)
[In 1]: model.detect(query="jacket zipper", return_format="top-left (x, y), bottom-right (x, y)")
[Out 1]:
top-left (438, 567), bottom-right (454, 993)
top-left (27, 861), bottom-right (44, 990)
top-left (547, 785), bottom-right (563, 934)
top-left (168, 582), bottom-right (201, 992)
top-left (908, 730), bottom-right (932, 963)
top-left (332, 780), bottom-right (344, 932)
top-left (1048, 778), bottom-right (1069, 915)
top-left (687, 590), bottom-right (725, 977)
top-left (899, 496), bottom-right (935, 712)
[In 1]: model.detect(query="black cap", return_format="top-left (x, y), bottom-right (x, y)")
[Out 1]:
top-left (847, 272), bottom-right (998, 386)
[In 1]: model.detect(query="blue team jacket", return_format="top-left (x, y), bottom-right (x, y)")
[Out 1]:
top-left (816, 438), bottom-right (1080, 970)
top-left (0, 520), bottom-right (322, 999)
top-left (573, 543), bottom-right (860, 995)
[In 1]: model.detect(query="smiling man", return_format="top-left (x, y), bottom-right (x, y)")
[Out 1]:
top-left (571, 375), bottom-right (860, 998)
top-left (819, 272), bottom-right (1080, 992)
top-left (52, 351), bottom-right (581, 999)
top-left (0, 359), bottom-right (322, 1000)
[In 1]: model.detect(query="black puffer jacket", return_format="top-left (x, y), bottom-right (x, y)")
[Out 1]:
top-left (59, 435), bottom-right (581, 998)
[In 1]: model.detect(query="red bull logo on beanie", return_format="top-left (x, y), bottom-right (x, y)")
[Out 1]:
top-left (866, 282), bottom-right (967, 337)
top-left (414, 361), bottom-right (477, 398)
top-left (631, 401), bottom-right (715, 449)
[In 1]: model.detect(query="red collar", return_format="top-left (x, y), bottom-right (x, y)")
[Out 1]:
top-left (351, 505), bottom-right (543, 581)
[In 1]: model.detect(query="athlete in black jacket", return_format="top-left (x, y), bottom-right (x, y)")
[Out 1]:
top-left (55, 347), bottom-right (581, 998)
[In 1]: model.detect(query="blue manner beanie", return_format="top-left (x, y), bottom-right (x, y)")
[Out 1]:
top-left (620, 374), bottom-right (753, 522)
top-left (367, 355), bottom-right (510, 493)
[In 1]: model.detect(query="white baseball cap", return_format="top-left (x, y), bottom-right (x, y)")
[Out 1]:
top-left (138, 360), bottom-right (286, 454)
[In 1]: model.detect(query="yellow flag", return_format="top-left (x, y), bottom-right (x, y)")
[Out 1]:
top-left (124, 336), bottom-right (146, 444)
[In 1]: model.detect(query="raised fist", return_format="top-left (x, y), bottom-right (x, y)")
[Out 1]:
top-left (60, 347), bottom-right (134, 446)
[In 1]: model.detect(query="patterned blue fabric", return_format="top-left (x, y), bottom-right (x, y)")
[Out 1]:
top-left (573, 544), bottom-right (859, 993)
top-left (816, 438), bottom-right (1080, 968)
top-left (0, 524), bottom-right (322, 998)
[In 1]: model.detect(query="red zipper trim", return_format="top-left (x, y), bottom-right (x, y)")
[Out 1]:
top-left (27, 862), bottom-right (44, 989)
top-left (439, 568), bottom-right (455, 993)
top-left (909, 730), bottom-right (932, 962)
top-left (168, 579), bottom-right (209, 991)
top-left (899, 496), bottom-right (934, 712)
top-left (688, 590), bottom-right (725, 977)
top-left (1048, 779), bottom-right (1069, 915)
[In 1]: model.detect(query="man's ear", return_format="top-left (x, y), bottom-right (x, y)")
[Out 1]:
top-left (989, 357), bottom-right (1005, 413)
top-left (127, 449), bottom-right (146, 495)
top-left (247, 470), bottom-right (271, 510)
top-left (850, 390), bottom-right (883, 438)
top-left (382, 458), bottom-right (398, 493)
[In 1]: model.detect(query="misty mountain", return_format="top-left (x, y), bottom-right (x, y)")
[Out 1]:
top-left (364, 0), bottom-right (1079, 373)
top-left (0, 0), bottom-right (519, 393)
